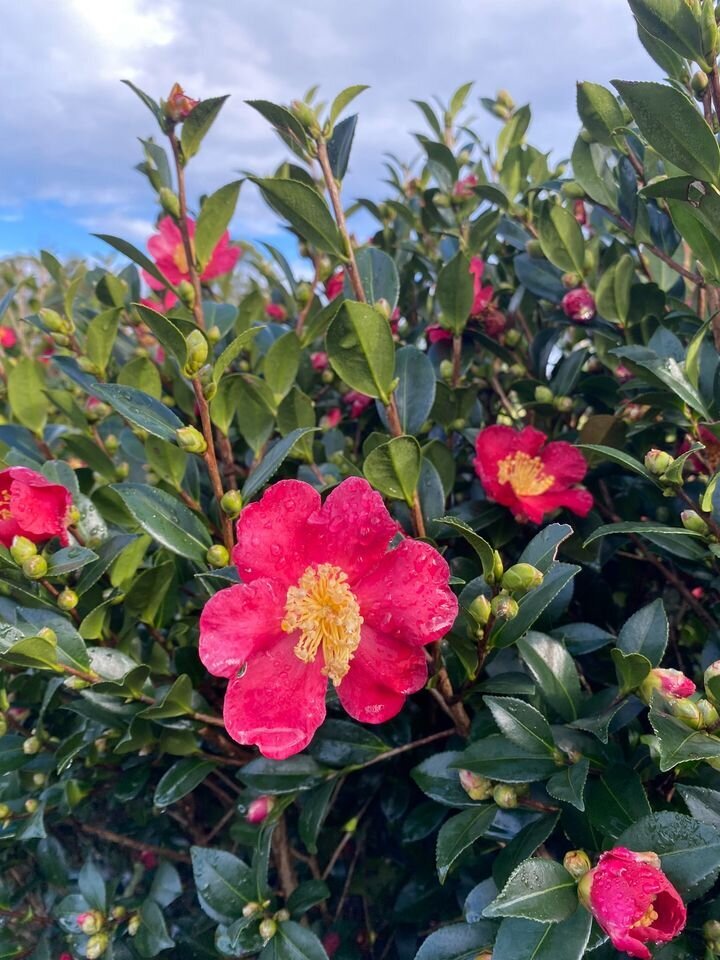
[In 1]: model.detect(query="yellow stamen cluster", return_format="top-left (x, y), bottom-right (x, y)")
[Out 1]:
top-left (633, 899), bottom-right (659, 929)
top-left (282, 563), bottom-right (363, 685)
top-left (0, 488), bottom-right (11, 521)
top-left (497, 451), bottom-right (554, 496)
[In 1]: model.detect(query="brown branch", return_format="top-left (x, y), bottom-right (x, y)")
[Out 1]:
top-left (451, 334), bottom-right (462, 388)
top-left (354, 728), bottom-right (454, 770)
top-left (77, 822), bottom-right (191, 864)
top-left (272, 815), bottom-right (298, 899)
top-left (315, 139), bottom-right (365, 303)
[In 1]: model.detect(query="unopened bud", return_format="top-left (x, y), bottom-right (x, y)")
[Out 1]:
top-left (563, 849), bottom-right (591, 879)
top-left (242, 901), bottom-right (261, 918)
top-left (497, 89), bottom-right (515, 110)
top-left (37, 627), bottom-right (57, 645)
top-left (23, 735), bottom-right (41, 756)
top-left (10, 536), bottom-right (37, 563)
top-left (489, 550), bottom-right (504, 585)
top-left (534, 385), bottom-right (554, 404)
top-left (705, 660), bottom-right (720, 706)
top-left (290, 99), bottom-right (317, 129)
top-left (439, 359), bottom-right (454, 381)
top-left (57, 588), bottom-right (79, 611)
top-left (207, 324), bottom-right (221, 345)
top-left (0, 803), bottom-right (10, 819)
top-left (32, 772), bottom-right (46, 787)
top-left (164, 83), bottom-right (199, 123)
top-left (468, 594), bottom-right (492, 627)
top-left (698, 697), bottom-right (720, 729)
top-left (85, 932), bottom-right (109, 959)
top-left (554, 396), bottom-right (574, 413)
top-left (24, 798), bottom-right (39, 814)
top-left (705, 920), bottom-right (720, 942)
top-left (681, 510), bottom-right (709, 535)
top-left (115, 462), bottom-right (129, 480)
top-left (639, 667), bottom-right (696, 704)
top-left (505, 328), bottom-right (522, 347)
top-left (296, 282), bottom-right (312, 306)
top-left (669, 697), bottom-right (703, 729)
top-left (259, 918), bottom-right (278, 942)
top-left (459, 769), bottom-right (494, 801)
top-left (577, 868), bottom-right (595, 907)
top-left (38, 308), bottom-right (70, 334)
top-left (562, 272), bottom-right (582, 289)
top-left (68, 505), bottom-right (81, 525)
top-left (493, 784), bottom-right (518, 809)
top-left (206, 545), bottom-right (230, 568)
top-left (373, 298), bottom-right (392, 321)
top-left (502, 563), bottom-right (543, 594)
top-left (490, 594), bottom-right (519, 621)
top-left (692, 71), bottom-right (710, 99)
top-left (184, 329), bottom-right (209, 375)
top-left (128, 914), bottom-right (141, 936)
top-left (22, 555), bottom-right (47, 580)
top-left (644, 448), bottom-right (674, 476)
top-left (79, 911), bottom-right (104, 936)
top-left (220, 490), bottom-right (243, 517)
top-left (159, 187), bottom-right (181, 220)
top-left (246, 795), bottom-right (275, 824)
top-left (176, 426), bottom-right (208, 454)
top-left (275, 908), bottom-right (291, 923)
top-left (178, 280), bottom-right (195, 309)
top-left (111, 905), bottom-right (127, 921)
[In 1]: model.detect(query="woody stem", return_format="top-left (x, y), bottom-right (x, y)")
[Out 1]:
top-left (315, 138), bottom-right (365, 303)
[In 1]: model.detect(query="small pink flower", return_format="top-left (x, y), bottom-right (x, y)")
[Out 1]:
top-left (321, 408), bottom-right (342, 430)
top-left (616, 365), bottom-right (634, 383)
top-left (0, 326), bottom-right (17, 349)
top-left (562, 287), bottom-right (596, 323)
top-left (580, 847), bottom-right (686, 959)
top-left (343, 391), bottom-right (373, 418)
top-left (691, 586), bottom-right (704, 599)
top-left (142, 216), bottom-right (240, 297)
top-left (390, 307), bottom-right (401, 335)
top-left (452, 174), bottom-right (479, 200)
top-left (324, 271), bottom-right (345, 300)
top-left (0, 467), bottom-right (72, 548)
top-left (164, 83), bottom-right (199, 122)
top-left (426, 324), bottom-right (452, 344)
top-left (265, 303), bottom-right (287, 321)
top-left (311, 351), bottom-right (329, 371)
top-left (470, 257), bottom-right (494, 316)
top-left (246, 795), bottom-right (275, 823)
top-left (481, 307), bottom-right (506, 339)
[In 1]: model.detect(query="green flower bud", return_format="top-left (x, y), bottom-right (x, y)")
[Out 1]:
top-left (207, 545), bottom-right (230, 568)
top-left (496, 89), bottom-right (515, 110)
top-left (242, 901), bottom-right (261, 918)
top-left (563, 849), bottom-right (592, 879)
top-left (57, 588), bottom-right (79, 611)
top-left (85, 932), bottom-right (109, 959)
top-left (38, 307), bottom-right (70, 334)
top-left (111, 905), bottom-right (127, 921)
top-left (24, 798), bottom-right (39, 814)
top-left (274, 909), bottom-right (291, 922)
top-left (439, 359), bottom-right (454, 381)
top-left (32, 772), bottom-right (46, 786)
top-left (0, 715), bottom-right (6, 737)
top-left (220, 490), bottom-right (243, 517)
top-left (502, 563), bottom-right (543, 594)
top-left (704, 920), bottom-right (720, 942)
top-left (295, 281), bottom-right (312, 306)
top-left (176, 426), bottom-right (208, 455)
top-left (128, 914), bottom-right (141, 936)
top-left (104, 434), bottom-right (119, 454)
top-left (459, 769), bottom-right (494, 801)
top-left (373, 298), bottom-right (392, 321)
top-left (290, 99), bottom-right (317, 129)
top-left (681, 509), bottom-right (709, 535)
top-left (698, 697), bottom-right (720, 729)
top-left (22, 555), bottom-right (48, 580)
top-left (493, 784), bottom-right (518, 809)
top-left (562, 272), bottom-right (582, 289)
top-left (554, 396), bottom-right (574, 413)
top-left (23, 735), bottom-right (41, 756)
top-left (80, 910), bottom-right (104, 935)
top-left (488, 550), bottom-right (504, 585)
top-left (505, 328), bottom-right (522, 347)
top-left (207, 324), bottom-right (221, 345)
top-left (577, 869), bottom-right (594, 907)
top-left (491, 594), bottom-right (519, 621)
top-left (534, 385), bottom-right (554, 405)
top-left (644, 448), bottom-right (674, 476)
top-left (159, 186), bottom-right (181, 219)
top-left (115, 462), bottom-right (130, 480)
top-left (10, 536), bottom-right (37, 563)
top-left (668, 697), bottom-right (703, 729)
top-left (468, 594), bottom-right (492, 627)
top-left (184, 329), bottom-right (209, 375)
top-left (259, 918), bottom-right (278, 943)
top-left (37, 627), bottom-right (57, 645)
top-left (178, 280), bottom-right (195, 309)
top-left (705, 659), bottom-right (720, 706)
top-left (0, 803), bottom-right (10, 819)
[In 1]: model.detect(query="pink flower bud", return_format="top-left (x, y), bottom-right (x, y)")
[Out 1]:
top-left (321, 408), bottom-right (342, 430)
top-left (452, 174), bottom-right (479, 200)
top-left (138, 850), bottom-right (158, 870)
top-left (573, 199), bottom-right (587, 225)
top-left (311, 351), bottom-right (329, 371)
top-left (640, 668), bottom-right (696, 703)
top-left (324, 271), bottom-right (345, 300)
top-left (164, 83), bottom-right (199, 122)
top-left (458, 769), bottom-right (494, 801)
top-left (342, 391), bottom-right (373, 418)
top-left (323, 932), bottom-right (341, 958)
top-left (562, 287), bottom-right (596, 323)
top-left (0, 326), bottom-right (16, 349)
top-left (265, 303), bottom-right (287, 321)
top-left (246, 795), bottom-right (274, 824)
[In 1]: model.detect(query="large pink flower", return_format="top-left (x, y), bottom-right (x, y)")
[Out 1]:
top-left (0, 467), bottom-right (72, 548)
top-left (199, 478), bottom-right (458, 759)
top-left (474, 425), bottom-right (593, 523)
top-left (581, 848), bottom-right (686, 959)
top-left (142, 216), bottom-right (240, 305)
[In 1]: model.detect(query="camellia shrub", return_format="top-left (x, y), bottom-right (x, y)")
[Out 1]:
top-left (9, 2), bottom-right (720, 957)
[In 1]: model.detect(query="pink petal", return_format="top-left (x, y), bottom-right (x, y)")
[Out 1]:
top-left (8, 469), bottom-right (71, 546)
top-left (521, 487), bottom-right (593, 522)
top-left (337, 658), bottom-right (406, 725)
top-left (354, 538), bottom-right (458, 646)
top-left (352, 625), bottom-right (428, 694)
top-left (223, 644), bottom-right (327, 759)
top-left (199, 579), bottom-right (286, 679)
top-left (202, 234), bottom-right (241, 280)
top-left (541, 441), bottom-right (589, 487)
top-left (233, 480), bottom-right (320, 587)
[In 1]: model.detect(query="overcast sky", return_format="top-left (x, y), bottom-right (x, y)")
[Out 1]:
top-left (1, 0), bottom-right (660, 261)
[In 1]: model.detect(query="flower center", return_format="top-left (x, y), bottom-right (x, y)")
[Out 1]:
top-left (0, 488), bottom-right (11, 521)
top-left (633, 898), bottom-right (658, 929)
top-left (282, 563), bottom-right (363, 685)
top-left (173, 242), bottom-right (190, 276)
top-left (497, 451), bottom-right (555, 496)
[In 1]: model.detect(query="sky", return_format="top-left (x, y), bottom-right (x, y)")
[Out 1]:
top-left (0, 0), bottom-right (661, 263)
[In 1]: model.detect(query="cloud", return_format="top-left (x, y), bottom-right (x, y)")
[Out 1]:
top-left (0, 0), bottom-right (659, 256)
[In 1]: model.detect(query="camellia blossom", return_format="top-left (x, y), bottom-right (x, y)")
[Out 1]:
top-left (199, 477), bottom-right (458, 759)
top-left (164, 82), bottom-right (199, 122)
top-left (470, 256), bottom-right (494, 317)
top-left (266, 303), bottom-right (287, 321)
top-left (0, 326), bottom-right (17, 349)
top-left (640, 667), bottom-right (696, 703)
top-left (427, 258), bottom-right (504, 343)
top-left (325, 271), bottom-right (345, 300)
top-left (474, 425), bottom-right (593, 523)
top-left (452, 174), bottom-right (479, 200)
top-left (142, 216), bottom-right (240, 307)
top-left (246, 795), bottom-right (274, 823)
top-left (562, 287), bottom-right (596, 323)
top-left (311, 351), bottom-right (329, 371)
top-left (0, 467), bottom-right (72, 548)
top-left (580, 848), bottom-right (686, 959)
top-left (343, 390), bottom-right (373, 418)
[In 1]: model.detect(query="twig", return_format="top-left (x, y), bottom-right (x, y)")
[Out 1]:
top-left (315, 140), bottom-right (365, 303)
top-left (272, 815), bottom-right (298, 899)
top-left (354, 729), bottom-right (454, 770)
top-left (77, 822), bottom-right (191, 864)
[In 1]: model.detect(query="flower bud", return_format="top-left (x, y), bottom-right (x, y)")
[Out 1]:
top-left (242, 901), bottom-right (261, 918)
top-left (488, 550), bottom-right (503, 585)
top-left (668, 697), bottom-right (703, 729)
top-left (57, 588), bottom-right (79, 611)
top-left (644, 448), bottom-right (674, 476)
top-left (497, 89), bottom-right (515, 110)
top-left (563, 181), bottom-right (586, 200)
top-left (639, 667), bottom-right (696, 703)
top-left (38, 307), bottom-right (70, 334)
top-left (23, 735), bottom-right (41, 756)
top-left (111, 905), bottom-right (127, 921)
top-left (220, 490), bottom-right (243, 517)
top-left (692, 70), bottom-right (710, 99)
top-left (373, 298), bottom-right (392, 321)
top-left (459, 769), bottom-right (494, 801)
top-left (178, 280), bottom-right (195, 309)
top-left (0, 716), bottom-right (6, 737)
top-left (24, 798), bottom-right (39, 814)
top-left (275, 908), bottom-right (291, 922)
top-left (563, 849), bottom-right (592, 879)
top-left (467, 594), bottom-right (492, 627)
top-left (490, 594), bottom-right (519, 621)
top-left (259, 918), bottom-right (278, 942)
top-left (32, 772), bottom-right (46, 787)
top-left (439, 359), bottom-right (454, 381)
top-left (577, 868), bottom-right (594, 907)
top-left (502, 563), bottom-right (543, 594)
top-left (554, 396), bottom-right (574, 414)
top-left (22, 555), bottom-right (48, 580)
top-left (493, 784), bottom-right (518, 809)
top-left (164, 83), bottom-right (199, 123)
top-left (207, 325), bottom-right (221, 346)
top-left (85, 932), bottom-right (109, 959)
top-left (207, 545), bottom-right (230, 568)
top-left (705, 660), bottom-right (720, 706)
top-left (36, 627), bottom-right (57, 646)
top-left (562, 272), bottom-right (582, 289)
top-left (159, 187), bottom-right (181, 220)
top-left (290, 99), bottom-right (317, 129)
top-left (79, 910), bottom-right (104, 936)
top-left (681, 509), bottom-right (709, 535)
top-left (10, 536), bottom-right (37, 563)
top-left (184, 329), bottom-right (209, 376)
top-left (0, 803), bottom-right (10, 819)
top-left (698, 697), bottom-right (720, 729)
top-left (246, 795), bottom-right (275, 824)
top-left (115, 462), bottom-right (129, 480)
top-left (505, 328), bottom-right (522, 347)
top-left (704, 920), bottom-right (720, 942)
top-left (128, 914), bottom-right (141, 936)
top-left (534, 385), bottom-right (554, 404)
top-left (176, 426), bottom-right (208, 455)
top-left (561, 287), bottom-right (596, 323)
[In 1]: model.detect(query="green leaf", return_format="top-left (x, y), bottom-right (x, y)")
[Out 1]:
top-left (261, 921), bottom-right (330, 960)
top-left (411, 751), bottom-right (480, 808)
top-left (571, 138), bottom-right (618, 209)
top-left (8, 358), bottom-right (46, 433)
top-left (121, 79), bottom-right (164, 126)
top-left (583, 521), bottom-right (703, 550)
top-left (650, 703), bottom-right (720, 770)
top-left (85, 307), bottom-right (121, 373)
top-left (213, 327), bottom-right (260, 383)
top-left (611, 648), bottom-right (652, 695)
top-left (627, 0), bottom-right (708, 67)
top-left (140, 675), bottom-right (193, 720)
top-left (578, 443), bottom-right (657, 482)
top-left (309, 719), bottom-right (388, 767)
top-left (134, 899), bottom-right (175, 956)
top-left (326, 300), bottom-right (396, 402)
top-left (181, 95), bottom-right (229, 161)
top-left (327, 114), bottom-right (357, 181)
top-left (191, 845), bottom-right (255, 923)
top-left (677, 785), bottom-right (720, 827)
top-left (245, 100), bottom-right (308, 157)
top-left (492, 911), bottom-right (592, 960)
top-left (352, 247), bottom-right (400, 308)
top-left (250, 177), bottom-right (344, 256)
top-left (519, 523), bottom-right (574, 573)
top-left (577, 81), bottom-right (625, 146)
top-left (45, 546), bottom-right (98, 577)
top-left (145, 436), bottom-right (187, 489)
top-left (617, 597), bottom-right (668, 666)
top-left (1, 636), bottom-right (58, 670)
top-left (490, 564), bottom-right (581, 650)
top-left (391, 346), bottom-right (436, 435)
top-left (329, 84), bottom-right (369, 126)
top-left (517, 632), bottom-right (582, 722)
top-left (195, 181), bottom-right (242, 270)
top-left (264, 331), bottom-right (301, 404)
top-left (437, 516), bottom-right (495, 581)
top-left (493, 814), bottom-right (560, 889)
top-left (538, 203), bottom-right (585, 274)
top-left (546, 759), bottom-right (589, 811)
top-left (94, 234), bottom-right (177, 294)
top-left (485, 696), bottom-right (556, 754)
top-left (415, 922), bottom-right (496, 960)
top-left (132, 303), bottom-right (188, 367)
top-left (238, 756), bottom-right (326, 794)
top-left (455, 735), bottom-right (559, 784)
top-left (595, 254), bottom-right (634, 323)
top-left (110, 483), bottom-right (211, 563)
top-left (298, 780), bottom-right (336, 854)
top-left (484, 859), bottom-right (578, 923)
top-left (436, 804), bottom-right (497, 883)
top-left (69, 376), bottom-right (183, 442)
top-left (668, 201), bottom-right (720, 281)
top-left (363, 436), bottom-right (422, 506)
top-left (242, 427), bottom-right (318, 501)
top-left (286, 879), bottom-right (331, 918)
top-left (436, 252), bottom-right (474, 334)
top-left (612, 80), bottom-right (720, 184)
top-left (585, 765), bottom-right (651, 840)
top-left (154, 757), bottom-right (216, 807)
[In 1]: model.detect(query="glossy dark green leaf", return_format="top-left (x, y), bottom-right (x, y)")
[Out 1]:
top-left (327, 114), bottom-right (358, 181)
top-left (485, 696), bottom-right (556, 754)
top-left (326, 300), bottom-right (396, 402)
top-left (577, 81), bottom-right (625, 146)
top-left (154, 758), bottom-right (216, 808)
top-left (436, 252), bottom-right (473, 334)
top-left (650, 704), bottom-right (720, 770)
top-left (351, 247), bottom-right (400, 309)
top-left (415, 922), bottom-right (496, 960)
top-left (617, 598), bottom-right (668, 666)
top-left (517, 632), bottom-right (582, 722)
top-left (546, 760), bottom-right (589, 811)
top-left (411, 751), bottom-right (479, 808)
top-left (538, 203), bottom-right (585, 274)
top-left (363, 436), bottom-right (421, 505)
top-left (391, 346), bottom-right (436, 435)
top-left (195, 180), bottom-right (242, 270)
top-left (493, 814), bottom-right (560, 889)
top-left (238, 756), bottom-right (326, 794)
top-left (436, 804), bottom-right (497, 883)
top-left (110, 482), bottom-right (211, 562)
top-left (191, 845), bottom-right (255, 922)
top-left (455, 736), bottom-right (559, 784)
top-left (492, 910), bottom-right (592, 960)
top-left (251, 177), bottom-right (344, 256)
top-left (484, 859), bottom-right (578, 922)
top-left (182, 95), bottom-right (229, 160)
top-left (94, 234), bottom-right (177, 294)
top-left (242, 428), bottom-right (318, 501)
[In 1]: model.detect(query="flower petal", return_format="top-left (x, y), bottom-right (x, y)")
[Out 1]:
top-left (352, 625), bottom-right (428, 694)
top-left (199, 579), bottom-right (286, 679)
top-left (203, 233), bottom-right (241, 280)
top-left (354, 538), bottom-right (458, 646)
top-left (222, 645), bottom-right (327, 759)
top-left (519, 487), bottom-right (593, 523)
top-left (8, 468), bottom-right (71, 546)
top-left (541, 441), bottom-right (589, 488)
top-left (336, 659), bottom-right (406, 725)
top-left (233, 480), bottom-right (321, 587)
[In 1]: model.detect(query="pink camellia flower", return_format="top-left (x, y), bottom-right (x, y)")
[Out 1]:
top-left (324, 271), bottom-right (345, 300)
top-left (0, 467), bottom-right (72, 548)
top-left (164, 82), bottom-right (199, 123)
top-left (60, 954), bottom-right (74, 960)
top-left (142, 216), bottom-right (240, 306)
top-left (246, 795), bottom-right (274, 824)
top-left (579, 848), bottom-right (686, 959)
top-left (0, 326), bottom-right (17, 349)
top-left (343, 391), bottom-right (373, 418)
top-left (452, 174), bottom-right (479, 200)
top-left (475, 425), bottom-right (593, 524)
top-left (321, 408), bottom-right (342, 430)
top-left (426, 324), bottom-right (453, 344)
top-left (470, 257), bottom-right (494, 317)
top-left (639, 667), bottom-right (696, 703)
top-left (482, 307), bottom-right (506, 339)
top-left (679, 424), bottom-right (720, 475)
top-left (199, 477), bottom-right (458, 759)
top-left (265, 303), bottom-right (287, 321)
top-left (562, 287), bottom-right (596, 323)
top-left (311, 351), bottom-right (329, 371)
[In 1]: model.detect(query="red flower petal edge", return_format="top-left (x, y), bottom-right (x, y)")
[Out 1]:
top-left (0, 467), bottom-right (72, 548)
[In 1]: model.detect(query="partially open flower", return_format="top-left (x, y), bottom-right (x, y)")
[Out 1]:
top-left (562, 287), bottom-right (596, 323)
top-left (324, 271), bottom-right (345, 300)
top-left (343, 391), bottom-right (373, 418)
top-left (0, 467), bottom-right (72, 548)
top-left (164, 83), bottom-right (199, 123)
top-left (639, 668), bottom-right (696, 703)
top-left (452, 174), bottom-right (479, 200)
